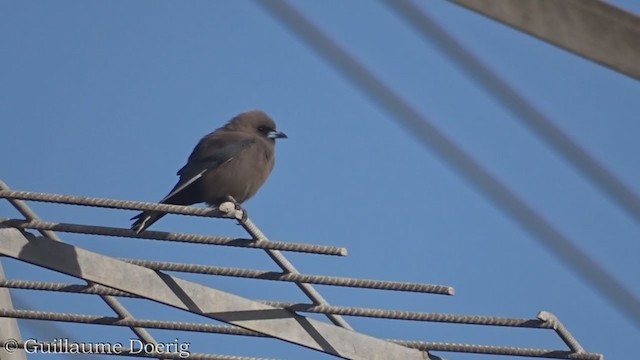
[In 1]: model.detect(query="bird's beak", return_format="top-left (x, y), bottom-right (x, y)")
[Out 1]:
top-left (268, 130), bottom-right (288, 139)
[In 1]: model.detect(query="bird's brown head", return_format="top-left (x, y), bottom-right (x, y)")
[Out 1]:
top-left (226, 110), bottom-right (288, 142)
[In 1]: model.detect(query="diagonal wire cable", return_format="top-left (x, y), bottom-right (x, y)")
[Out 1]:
top-left (255, 0), bottom-right (640, 329)
top-left (0, 180), bottom-right (164, 356)
top-left (386, 0), bottom-right (640, 231)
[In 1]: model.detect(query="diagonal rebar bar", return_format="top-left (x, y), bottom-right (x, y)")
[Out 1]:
top-left (236, 214), bottom-right (354, 329)
top-left (538, 311), bottom-right (585, 353)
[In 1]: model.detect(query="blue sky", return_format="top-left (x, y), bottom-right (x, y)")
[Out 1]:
top-left (1, 1), bottom-right (639, 359)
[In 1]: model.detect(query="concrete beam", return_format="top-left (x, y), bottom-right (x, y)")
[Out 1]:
top-left (450, 0), bottom-right (640, 80)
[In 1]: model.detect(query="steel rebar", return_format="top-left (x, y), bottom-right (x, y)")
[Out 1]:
top-left (538, 311), bottom-right (585, 353)
top-left (120, 258), bottom-right (454, 295)
top-left (0, 180), bottom-right (163, 356)
top-left (0, 218), bottom-right (346, 256)
top-left (0, 190), bottom-right (230, 219)
top-left (0, 308), bottom-right (602, 360)
top-left (0, 279), bottom-right (522, 325)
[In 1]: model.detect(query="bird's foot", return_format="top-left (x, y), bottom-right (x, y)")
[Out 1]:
top-left (220, 196), bottom-right (247, 222)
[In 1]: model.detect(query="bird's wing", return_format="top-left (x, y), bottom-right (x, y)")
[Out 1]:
top-left (160, 135), bottom-right (256, 203)
top-left (158, 168), bottom-right (208, 203)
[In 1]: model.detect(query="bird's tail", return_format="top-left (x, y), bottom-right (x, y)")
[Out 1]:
top-left (130, 211), bottom-right (167, 234)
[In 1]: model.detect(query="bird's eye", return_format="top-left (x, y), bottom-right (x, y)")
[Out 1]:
top-left (257, 126), bottom-right (271, 133)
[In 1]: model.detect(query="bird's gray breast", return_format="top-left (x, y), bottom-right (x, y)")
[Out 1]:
top-left (202, 139), bottom-right (275, 205)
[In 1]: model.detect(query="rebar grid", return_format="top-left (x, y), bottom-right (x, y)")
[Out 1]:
top-left (0, 186), bottom-right (357, 329)
top-left (0, 340), bottom-right (274, 360)
top-left (0, 184), bottom-right (597, 359)
top-left (0, 279), bottom-right (542, 326)
top-left (0, 180), bottom-right (165, 352)
top-left (0, 218), bottom-right (346, 256)
top-left (236, 214), bottom-right (354, 329)
top-left (0, 187), bottom-right (357, 331)
top-left (0, 227), bottom-right (430, 360)
top-left (119, 258), bottom-right (454, 295)
top-left (0, 308), bottom-right (603, 360)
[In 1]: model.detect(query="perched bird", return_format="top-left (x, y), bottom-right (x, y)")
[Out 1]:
top-left (131, 110), bottom-right (287, 233)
